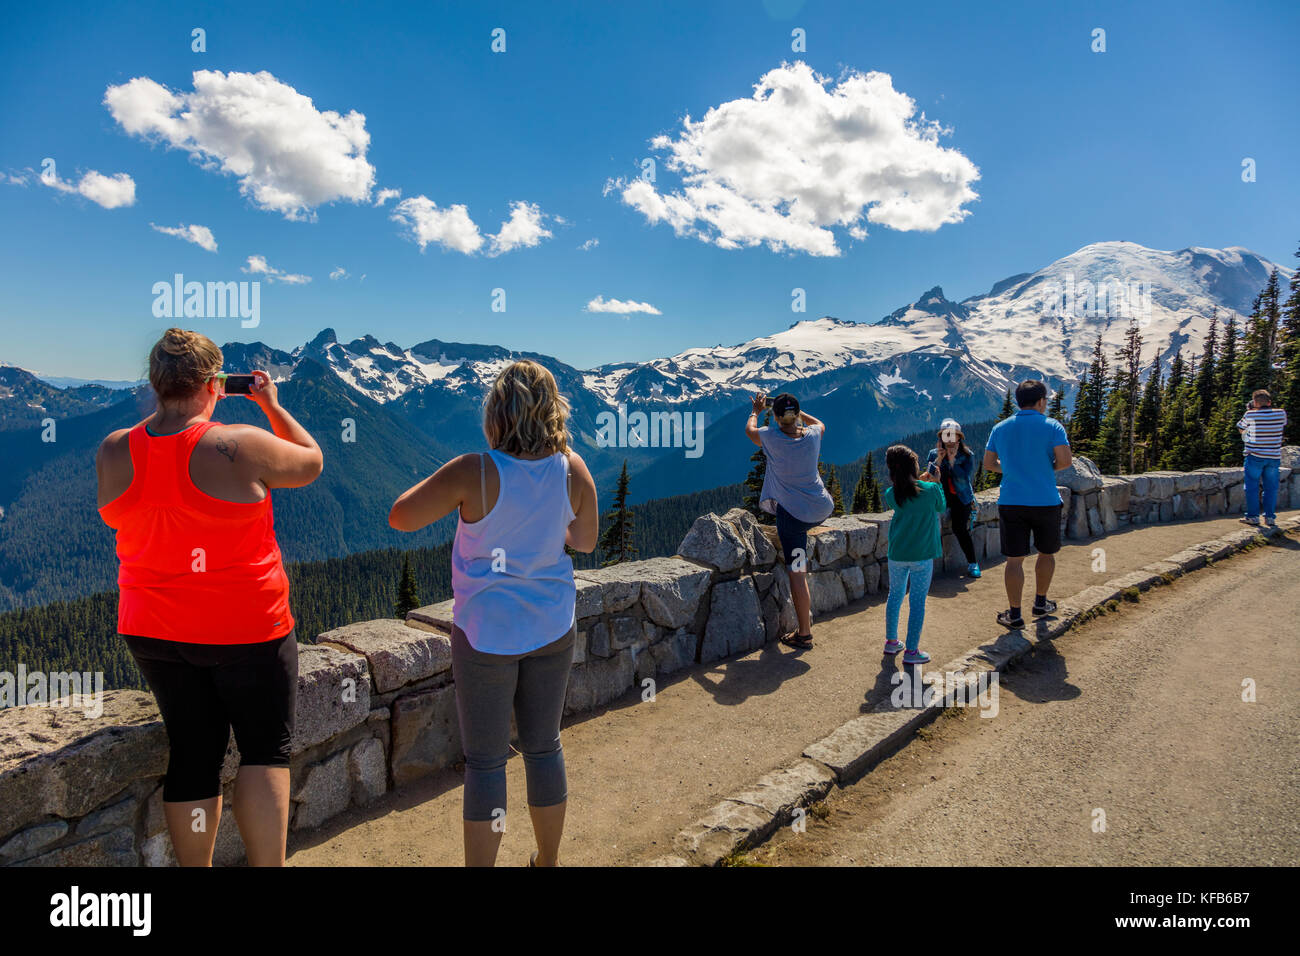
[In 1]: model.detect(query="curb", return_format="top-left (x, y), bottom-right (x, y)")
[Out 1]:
top-left (648, 516), bottom-right (1300, 866)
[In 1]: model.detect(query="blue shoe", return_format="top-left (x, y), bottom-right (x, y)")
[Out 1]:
top-left (968, 562), bottom-right (981, 578)
top-left (883, 639), bottom-right (904, 655)
top-left (902, 648), bottom-right (930, 665)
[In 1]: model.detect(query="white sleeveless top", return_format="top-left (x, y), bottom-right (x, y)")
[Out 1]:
top-left (451, 449), bottom-right (577, 654)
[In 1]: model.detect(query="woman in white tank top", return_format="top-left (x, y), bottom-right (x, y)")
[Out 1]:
top-left (390, 360), bottom-right (598, 867)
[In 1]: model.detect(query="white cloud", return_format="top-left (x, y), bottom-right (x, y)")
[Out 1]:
top-left (609, 61), bottom-right (979, 256)
top-left (391, 196), bottom-right (484, 253)
top-left (104, 70), bottom-right (375, 221)
top-left (242, 254), bottom-right (311, 284)
top-left (151, 222), bottom-right (218, 252)
top-left (374, 188), bottom-right (401, 206)
top-left (39, 166), bottom-right (137, 209)
top-left (585, 295), bottom-right (661, 315)
top-left (329, 266), bottom-right (348, 280)
top-left (578, 238), bottom-right (599, 251)
top-left (391, 196), bottom-right (556, 256)
top-left (488, 201), bottom-right (552, 255)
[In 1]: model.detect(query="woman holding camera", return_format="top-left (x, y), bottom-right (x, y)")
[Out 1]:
top-left (97, 328), bottom-right (323, 866)
top-left (390, 359), bottom-right (599, 866)
top-left (924, 417), bottom-right (981, 578)
top-left (745, 391), bottom-right (835, 650)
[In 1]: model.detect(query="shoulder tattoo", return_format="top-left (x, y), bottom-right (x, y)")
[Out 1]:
top-left (215, 436), bottom-right (238, 463)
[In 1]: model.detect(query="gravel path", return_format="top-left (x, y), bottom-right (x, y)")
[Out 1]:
top-left (760, 533), bottom-right (1300, 866)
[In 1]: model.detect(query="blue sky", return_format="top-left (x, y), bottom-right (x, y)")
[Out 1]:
top-left (1, 0), bottom-right (1297, 380)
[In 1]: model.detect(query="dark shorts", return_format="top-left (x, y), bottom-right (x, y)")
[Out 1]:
top-left (775, 503), bottom-right (820, 571)
top-left (998, 504), bottom-right (1063, 557)
top-left (123, 631), bottom-right (299, 802)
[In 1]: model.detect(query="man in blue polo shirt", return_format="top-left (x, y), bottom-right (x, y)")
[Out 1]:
top-left (983, 380), bottom-right (1073, 630)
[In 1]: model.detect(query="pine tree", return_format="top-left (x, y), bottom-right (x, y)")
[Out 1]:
top-left (1236, 285), bottom-right (1278, 407)
top-left (851, 453), bottom-right (883, 513)
top-left (820, 462), bottom-right (846, 517)
top-left (598, 460), bottom-right (637, 566)
top-left (998, 387), bottom-right (1014, 420)
top-left (1071, 334), bottom-right (1110, 455)
top-left (1134, 364), bottom-right (1163, 471)
top-left (1113, 319), bottom-right (1143, 472)
top-left (741, 411), bottom-right (774, 524)
top-left (1217, 312), bottom-right (1239, 394)
top-left (1278, 242), bottom-right (1300, 443)
top-left (1048, 387), bottom-right (1064, 422)
top-left (394, 555), bottom-right (420, 617)
top-left (1196, 309), bottom-right (1219, 421)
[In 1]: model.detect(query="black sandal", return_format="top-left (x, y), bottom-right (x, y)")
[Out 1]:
top-left (781, 632), bottom-right (814, 649)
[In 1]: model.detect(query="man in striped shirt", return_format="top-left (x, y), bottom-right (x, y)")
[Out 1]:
top-left (1237, 389), bottom-right (1288, 528)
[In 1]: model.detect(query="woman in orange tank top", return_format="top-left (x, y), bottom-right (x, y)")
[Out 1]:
top-left (96, 328), bottom-right (322, 866)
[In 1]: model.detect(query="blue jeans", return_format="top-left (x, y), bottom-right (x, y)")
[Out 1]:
top-left (1243, 454), bottom-right (1280, 521)
top-left (885, 559), bottom-right (934, 651)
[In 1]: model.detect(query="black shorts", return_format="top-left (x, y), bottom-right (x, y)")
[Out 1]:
top-left (123, 630), bottom-right (299, 802)
top-left (998, 504), bottom-right (1063, 557)
top-left (775, 503), bottom-right (820, 570)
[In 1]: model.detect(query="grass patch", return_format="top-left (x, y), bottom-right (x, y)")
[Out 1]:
top-left (1160, 572), bottom-right (1177, 584)
top-left (808, 801), bottom-right (830, 821)
top-left (720, 849), bottom-right (768, 867)
top-left (1121, 587), bottom-right (1140, 602)
top-left (1105, 598), bottom-right (1121, 611)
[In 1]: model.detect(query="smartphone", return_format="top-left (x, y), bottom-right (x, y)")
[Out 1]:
top-left (222, 374), bottom-right (255, 395)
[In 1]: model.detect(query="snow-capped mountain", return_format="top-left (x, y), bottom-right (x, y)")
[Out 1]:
top-left (205, 241), bottom-right (1289, 422)
top-left (8, 240), bottom-right (1290, 499)
top-left (956, 242), bottom-right (1287, 376)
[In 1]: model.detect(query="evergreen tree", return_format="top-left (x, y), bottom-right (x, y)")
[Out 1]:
top-left (1071, 334), bottom-right (1110, 455)
top-left (1094, 393), bottom-right (1129, 474)
top-left (1279, 242), bottom-right (1300, 443)
top-left (1134, 364), bottom-right (1163, 471)
top-left (1196, 309), bottom-right (1219, 422)
top-left (1048, 387), bottom-right (1064, 422)
top-left (598, 460), bottom-right (637, 566)
top-left (820, 462), bottom-right (846, 517)
top-left (998, 387), bottom-right (1014, 420)
top-left (394, 555), bottom-right (420, 617)
top-left (741, 411), bottom-right (774, 524)
top-left (1217, 312), bottom-right (1239, 394)
top-left (1158, 376), bottom-right (1203, 471)
top-left (1113, 319), bottom-right (1143, 472)
top-left (851, 453), bottom-right (883, 513)
top-left (1236, 286), bottom-right (1278, 407)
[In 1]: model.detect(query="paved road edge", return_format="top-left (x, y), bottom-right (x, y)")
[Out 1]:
top-left (644, 516), bottom-right (1300, 867)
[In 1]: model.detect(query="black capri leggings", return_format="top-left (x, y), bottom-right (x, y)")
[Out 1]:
top-left (123, 631), bottom-right (299, 802)
top-left (945, 490), bottom-right (978, 564)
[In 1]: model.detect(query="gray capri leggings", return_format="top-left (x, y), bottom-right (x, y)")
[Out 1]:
top-left (450, 623), bottom-right (576, 821)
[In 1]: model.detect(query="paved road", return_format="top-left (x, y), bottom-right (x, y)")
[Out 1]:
top-left (287, 513), bottom-right (1300, 866)
top-left (760, 532), bottom-right (1300, 866)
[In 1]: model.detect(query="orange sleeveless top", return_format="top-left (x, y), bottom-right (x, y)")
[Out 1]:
top-left (98, 420), bottom-right (294, 644)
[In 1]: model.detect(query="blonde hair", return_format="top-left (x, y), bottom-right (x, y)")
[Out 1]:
top-left (148, 328), bottom-right (222, 402)
top-left (483, 360), bottom-right (570, 456)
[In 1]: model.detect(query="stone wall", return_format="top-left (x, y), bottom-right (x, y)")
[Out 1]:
top-left (2, 451), bottom-right (1296, 865)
